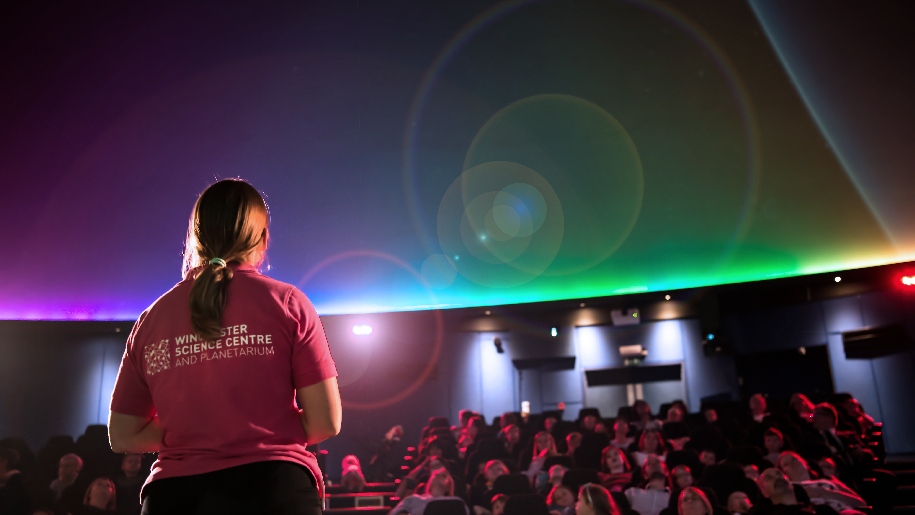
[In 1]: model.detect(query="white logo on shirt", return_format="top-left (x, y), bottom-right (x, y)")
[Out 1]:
top-left (144, 339), bottom-right (171, 376)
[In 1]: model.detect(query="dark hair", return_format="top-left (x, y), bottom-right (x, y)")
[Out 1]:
top-left (580, 483), bottom-right (620, 515)
top-left (601, 445), bottom-right (631, 472)
top-left (638, 429), bottom-right (666, 453)
top-left (813, 403), bottom-right (838, 425)
top-left (183, 180), bottom-right (268, 340)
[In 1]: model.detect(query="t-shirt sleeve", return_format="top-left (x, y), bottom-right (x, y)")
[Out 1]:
top-left (285, 287), bottom-right (337, 389)
top-left (110, 312), bottom-right (157, 418)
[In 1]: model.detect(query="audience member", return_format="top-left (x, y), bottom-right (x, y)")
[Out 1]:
top-left (390, 468), bottom-right (469, 515)
top-left (490, 493), bottom-right (508, 515)
top-left (631, 430), bottom-right (668, 467)
top-left (599, 446), bottom-right (633, 493)
top-left (678, 486), bottom-right (713, 515)
top-left (762, 429), bottom-right (787, 467)
top-left (566, 433), bottom-right (583, 460)
top-left (754, 467), bottom-right (838, 515)
top-left (728, 491), bottom-right (752, 515)
top-left (75, 477), bottom-right (116, 515)
top-left (577, 482), bottom-right (620, 515)
top-left (610, 420), bottom-right (635, 450)
top-left (776, 452), bottom-right (865, 513)
top-left (0, 447), bottom-right (29, 515)
top-left (340, 454), bottom-right (367, 492)
top-left (49, 454), bottom-right (82, 499)
top-left (547, 483), bottom-right (576, 515)
top-left (114, 454), bottom-right (144, 515)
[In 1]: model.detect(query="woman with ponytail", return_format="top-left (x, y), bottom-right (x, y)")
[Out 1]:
top-left (108, 179), bottom-right (340, 515)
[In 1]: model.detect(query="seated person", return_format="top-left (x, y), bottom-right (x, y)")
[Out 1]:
top-left (630, 429), bottom-right (668, 468)
top-left (678, 486), bottom-right (713, 515)
top-left (777, 452), bottom-right (866, 513)
top-left (753, 467), bottom-right (838, 515)
top-left (577, 483), bottom-right (621, 515)
top-left (546, 483), bottom-right (576, 515)
top-left (728, 491), bottom-right (753, 515)
top-left (390, 468), bottom-right (469, 515)
top-left (610, 419), bottom-right (635, 450)
top-left (469, 460), bottom-right (509, 511)
top-left (340, 454), bottom-right (367, 492)
top-left (599, 446), bottom-right (633, 493)
top-left (115, 454), bottom-right (145, 515)
top-left (762, 429), bottom-right (788, 467)
top-left (74, 477), bottom-right (117, 515)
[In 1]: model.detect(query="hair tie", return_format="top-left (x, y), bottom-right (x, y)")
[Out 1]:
top-left (209, 257), bottom-right (227, 268)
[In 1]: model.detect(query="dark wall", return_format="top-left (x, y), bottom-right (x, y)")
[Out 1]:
top-left (724, 290), bottom-right (915, 454)
top-left (2, 287), bottom-right (913, 480)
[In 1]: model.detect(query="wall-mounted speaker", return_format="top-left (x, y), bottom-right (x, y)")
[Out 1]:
top-left (842, 324), bottom-right (914, 359)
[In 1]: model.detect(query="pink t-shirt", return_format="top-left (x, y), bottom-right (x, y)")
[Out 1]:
top-left (110, 263), bottom-right (337, 497)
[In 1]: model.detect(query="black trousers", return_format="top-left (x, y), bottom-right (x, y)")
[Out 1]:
top-left (140, 461), bottom-right (322, 515)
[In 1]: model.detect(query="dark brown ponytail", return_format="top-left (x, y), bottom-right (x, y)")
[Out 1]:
top-left (183, 180), bottom-right (268, 341)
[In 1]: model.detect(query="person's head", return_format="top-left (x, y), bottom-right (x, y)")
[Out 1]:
top-left (491, 493), bottom-right (508, 515)
top-left (341, 456), bottom-right (366, 492)
top-left (704, 408), bottom-right (718, 423)
top-left (602, 446), bottom-right (631, 474)
top-left (667, 406), bottom-right (684, 423)
top-left (727, 491), bottom-right (752, 514)
top-left (777, 451), bottom-right (809, 482)
top-left (577, 483), bottom-right (619, 515)
top-left (642, 455), bottom-right (668, 479)
top-left (613, 419), bottom-right (629, 437)
top-left (503, 424), bottom-right (521, 445)
top-left (817, 457), bottom-right (837, 478)
top-left (812, 403), bottom-right (838, 431)
top-left (342, 454), bottom-right (361, 470)
top-left (549, 464), bottom-right (567, 483)
top-left (763, 428), bottom-right (784, 453)
top-left (121, 454), bottom-right (142, 477)
top-left (743, 464), bottom-right (759, 481)
top-left (645, 471), bottom-right (669, 490)
top-left (548, 483), bottom-right (575, 508)
top-left (469, 415), bottom-right (486, 431)
top-left (679, 486), bottom-right (713, 515)
top-left (534, 431), bottom-right (557, 455)
top-left (672, 465), bottom-right (693, 488)
top-left (757, 468), bottom-right (787, 499)
top-left (582, 414), bottom-right (598, 431)
top-left (750, 394), bottom-right (767, 415)
top-left (699, 449), bottom-right (717, 466)
top-left (639, 429), bottom-right (665, 454)
top-left (183, 179), bottom-right (269, 341)
top-left (484, 460), bottom-right (508, 482)
top-left (83, 477), bottom-right (116, 510)
top-left (426, 468), bottom-right (455, 497)
top-left (841, 397), bottom-right (864, 417)
top-left (566, 432), bottom-right (583, 451)
top-left (58, 453), bottom-right (83, 483)
top-left (633, 400), bottom-right (652, 419)
top-left (501, 412), bottom-right (518, 430)
top-left (459, 409), bottom-right (475, 428)
top-left (421, 437), bottom-right (444, 458)
top-left (789, 394), bottom-right (815, 420)
top-left (544, 415), bottom-right (558, 432)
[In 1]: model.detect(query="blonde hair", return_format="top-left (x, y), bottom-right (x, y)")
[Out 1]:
top-left (183, 180), bottom-right (269, 341)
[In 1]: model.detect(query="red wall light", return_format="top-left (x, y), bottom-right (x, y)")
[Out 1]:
top-left (902, 275), bottom-right (915, 286)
